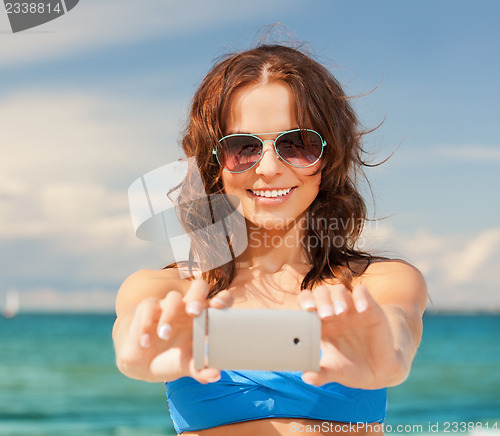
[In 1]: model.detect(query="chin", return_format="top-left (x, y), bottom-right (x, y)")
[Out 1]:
top-left (245, 212), bottom-right (304, 231)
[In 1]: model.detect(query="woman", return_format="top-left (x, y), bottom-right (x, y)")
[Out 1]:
top-left (113, 44), bottom-right (427, 435)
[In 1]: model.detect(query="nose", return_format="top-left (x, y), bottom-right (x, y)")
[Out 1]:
top-left (254, 140), bottom-right (284, 177)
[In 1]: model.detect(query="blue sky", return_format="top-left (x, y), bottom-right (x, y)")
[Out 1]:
top-left (1, 0), bottom-right (499, 311)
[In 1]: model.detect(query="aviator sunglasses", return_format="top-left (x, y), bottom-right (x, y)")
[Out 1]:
top-left (213, 128), bottom-right (327, 173)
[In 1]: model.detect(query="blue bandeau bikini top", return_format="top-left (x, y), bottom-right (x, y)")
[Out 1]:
top-left (166, 370), bottom-right (387, 434)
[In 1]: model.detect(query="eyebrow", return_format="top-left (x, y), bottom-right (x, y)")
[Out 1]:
top-left (223, 127), bottom-right (301, 136)
top-left (224, 130), bottom-right (250, 135)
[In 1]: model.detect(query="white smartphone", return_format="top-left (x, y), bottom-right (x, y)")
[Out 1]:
top-left (193, 308), bottom-right (321, 371)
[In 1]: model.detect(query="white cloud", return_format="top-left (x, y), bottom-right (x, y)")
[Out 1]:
top-left (0, 90), bottom-right (183, 182)
top-left (442, 228), bottom-right (500, 286)
top-left (0, 0), bottom-right (294, 67)
top-left (362, 225), bottom-right (500, 312)
top-left (0, 90), bottom-right (184, 247)
top-left (385, 143), bottom-right (500, 167)
top-left (5, 287), bottom-right (118, 313)
top-left (0, 89), bottom-right (181, 294)
top-left (434, 144), bottom-right (500, 162)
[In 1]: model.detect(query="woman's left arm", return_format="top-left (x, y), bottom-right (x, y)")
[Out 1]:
top-left (297, 260), bottom-right (428, 389)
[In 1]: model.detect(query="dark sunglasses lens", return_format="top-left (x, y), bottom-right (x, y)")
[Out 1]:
top-left (219, 136), bottom-right (262, 172)
top-left (276, 131), bottom-right (323, 167)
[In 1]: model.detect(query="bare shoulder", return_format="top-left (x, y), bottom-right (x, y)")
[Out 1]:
top-left (356, 259), bottom-right (428, 314)
top-left (362, 258), bottom-right (426, 281)
top-left (115, 268), bottom-right (191, 317)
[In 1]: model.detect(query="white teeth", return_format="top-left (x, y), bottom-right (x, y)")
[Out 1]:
top-left (251, 187), bottom-right (292, 198)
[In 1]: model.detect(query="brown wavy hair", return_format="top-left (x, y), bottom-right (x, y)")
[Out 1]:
top-left (168, 44), bottom-right (382, 297)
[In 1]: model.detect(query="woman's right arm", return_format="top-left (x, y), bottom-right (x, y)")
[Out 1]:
top-left (112, 269), bottom-right (230, 384)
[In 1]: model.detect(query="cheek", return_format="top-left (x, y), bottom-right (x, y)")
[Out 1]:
top-left (303, 172), bottom-right (322, 192)
top-left (220, 173), bottom-right (243, 213)
top-left (221, 173), bottom-right (231, 193)
top-left (308, 179), bottom-right (321, 202)
top-left (299, 162), bottom-right (321, 181)
top-left (302, 175), bottom-right (322, 207)
top-left (221, 173), bottom-right (245, 195)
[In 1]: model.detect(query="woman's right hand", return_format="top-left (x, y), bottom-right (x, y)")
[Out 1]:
top-left (114, 275), bottom-right (233, 384)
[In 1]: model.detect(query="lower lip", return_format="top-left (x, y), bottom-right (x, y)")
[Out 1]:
top-left (247, 187), bottom-right (296, 205)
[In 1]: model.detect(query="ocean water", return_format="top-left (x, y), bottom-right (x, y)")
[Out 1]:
top-left (0, 313), bottom-right (499, 435)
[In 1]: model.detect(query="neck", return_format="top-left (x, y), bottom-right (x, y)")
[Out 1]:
top-left (236, 216), bottom-right (310, 273)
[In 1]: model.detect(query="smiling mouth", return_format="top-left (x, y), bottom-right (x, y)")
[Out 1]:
top-left (248, 187), bottom-right (296, 198)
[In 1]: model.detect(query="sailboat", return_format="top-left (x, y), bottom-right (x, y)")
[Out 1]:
top-left (2, 289), bottom-right (20, 318)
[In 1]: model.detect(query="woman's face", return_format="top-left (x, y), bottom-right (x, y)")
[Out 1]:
top-left (221, 81), bottom-right (321, 230)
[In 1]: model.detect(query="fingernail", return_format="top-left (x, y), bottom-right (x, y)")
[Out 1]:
top-left (318, 305), bottom-right (334, 319)
top-left (207, 373), bottom-right (221, 383)
top-left (186, 301), bottom-right (203, 316)
top-left (334, 300), bottom-right (347, 315)
top-left (303, 300), bottom-right (316, 310)
top-left (158, 324), bottom-right (172, 340)
top-left (140, 333), bottom-right (151, 348)
top-left (355, 298), bottom-right (368, 313)
top-left (211, 297), bottom-right (226, 307)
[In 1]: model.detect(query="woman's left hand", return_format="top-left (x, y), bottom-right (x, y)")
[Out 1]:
top-left (297, 284), bottom-right (412, 390)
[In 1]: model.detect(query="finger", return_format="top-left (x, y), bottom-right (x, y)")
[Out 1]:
top-left (156, 291), bottom-right (184, 340)
top-left (312, 285), bottom-right (334, 319)
top-left (352, 284), bottom-right (379, 314)
top-left (302, 346), bottom-right (339, 386)
top-left (131, 297), bottom-right (161, 348)
top-left (209, 290), bottom-right (234, 309)
top-left (183, 279), bottom-right (210, 316)
top-left (188, 359), bottom-right (222, 384)
top-left (296, 289), bottom-right (316, 311)
top-left (302, 368), bottom-right (330, 386)
top-left (330, 284), bottom-right (353, 316)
